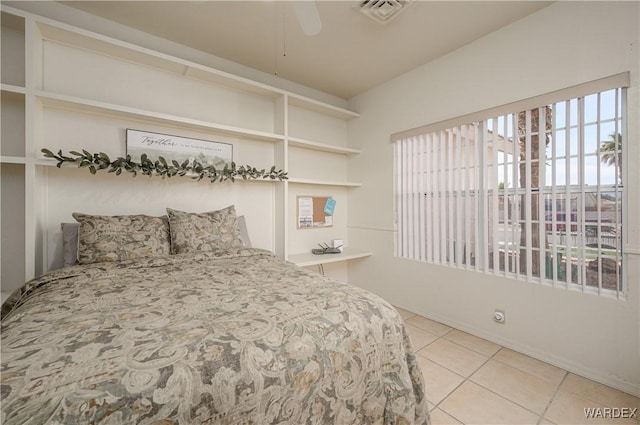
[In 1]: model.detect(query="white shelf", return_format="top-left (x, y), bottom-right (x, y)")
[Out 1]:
top-left (288, 94), bottom-right (360, 120)
top-left (0, 156), bottom-right (26, 164)
top-left (183, 66), bottom-right (284, 99)
top-left (34, 19), bottom-right (361, 119)
top-left (1, 84), bottom-right (25, 94)
top-left (288, 248), bottom-right (372, 267)
top-left (288, 178), bottom-right (362, 187)
top-left (36, 91), bottom-right (285, 143)
top-left (37, 21), bottom-right (283, 100)
top-left (288, 137), bottom-right (362, 155)
top-left (34, 19), bottom-right (364, 121)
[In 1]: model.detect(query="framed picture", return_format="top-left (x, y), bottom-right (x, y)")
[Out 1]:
top-left (126, 129), bottom-right (233, 168)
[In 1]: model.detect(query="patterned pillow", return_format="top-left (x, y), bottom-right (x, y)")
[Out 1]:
top-left (72, 213), bottom-right (171, 264)
top-left (166, 206), bottom-right (244, 254)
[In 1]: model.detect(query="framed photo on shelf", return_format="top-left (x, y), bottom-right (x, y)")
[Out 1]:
top-left (126, 129), bottom-right (233, 168)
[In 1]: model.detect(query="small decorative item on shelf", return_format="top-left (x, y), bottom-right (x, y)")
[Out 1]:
top-left (41, 148), bottom-right (288, 183)
top-left (332, 239), bottom-right (344, 252)
top-left (312, 243), bottom-right (342, 255)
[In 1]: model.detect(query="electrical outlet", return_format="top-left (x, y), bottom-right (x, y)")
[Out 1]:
top-left (493, 309), bottom-right (505, 324)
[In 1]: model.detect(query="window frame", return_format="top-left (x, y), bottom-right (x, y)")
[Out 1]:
top-left (392, 73), bottom-right (629, 298)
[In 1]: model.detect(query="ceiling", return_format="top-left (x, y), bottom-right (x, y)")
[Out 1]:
top-left (58, 1), bottom-right (552, 99)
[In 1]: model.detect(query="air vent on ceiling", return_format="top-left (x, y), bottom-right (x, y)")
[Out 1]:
top-left (357, 0), bottom-right (413, 24)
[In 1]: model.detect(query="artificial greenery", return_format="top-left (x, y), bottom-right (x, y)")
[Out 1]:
top-left (41, 148), bottom-right (288, 183)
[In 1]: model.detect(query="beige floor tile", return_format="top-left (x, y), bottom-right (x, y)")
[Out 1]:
top-left (545, 390), bottom-right (638, 424)
top-left (405, 315), bottom-right (453, 337)
top-left (418, 338), bottom-right (489, 377)
top-left (493, 348), bottom-right (566, 386)
top-left (443, 329), bottom-right (502, 357)
top-left (440, 381), bottom-right (539, 424)
top-left (471, 359), bottom-right (559, 414)
top-left (394, 306), bottom-right (416, 320)
top-left (405, 324), bottom-right (439, 350)
top-left (560, 374), bottom-right (640, 412)
top-left (417, 355), bottom-right (465, 405)
top-left (429, 407), bottom-right (463, 424)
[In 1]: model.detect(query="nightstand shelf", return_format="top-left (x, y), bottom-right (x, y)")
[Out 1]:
top-left (288, 248), bottom-right (372, 267)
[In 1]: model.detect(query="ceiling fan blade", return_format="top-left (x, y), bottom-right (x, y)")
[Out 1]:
top-left (292, 1), bottom-right (322, 36)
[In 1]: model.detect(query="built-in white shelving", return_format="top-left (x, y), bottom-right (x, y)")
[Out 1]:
top-left (288, 248), bottom-right (372, 267)
top-left (288, 94), bottom-right (360, 120)
top-left (0, 4), bottom-right (369, 291)
top-left (1, 84), bottom-right (26, 94)
top-left (288, 178), bottom-right (362, 187)
top-left (288, 137), bottom-right (361, 155)
top-left (38, 21), bottom-right (285, 101)
top-left (36, 91), bottom-right (286, 144)
top-left (0, 156), bottom-right (26, 164)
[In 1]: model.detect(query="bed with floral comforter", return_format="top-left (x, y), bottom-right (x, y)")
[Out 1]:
top-left (1, 248), bottom-right (429, 424)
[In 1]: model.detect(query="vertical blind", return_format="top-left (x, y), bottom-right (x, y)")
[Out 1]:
top-left (392, 74), bottom-right (628, 297)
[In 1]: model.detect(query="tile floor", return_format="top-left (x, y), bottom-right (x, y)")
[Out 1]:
top-left (394, 307), bottom-right (640, 425)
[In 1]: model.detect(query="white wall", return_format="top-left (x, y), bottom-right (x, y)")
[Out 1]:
top-left (347, 1), bottom-right (640, 396)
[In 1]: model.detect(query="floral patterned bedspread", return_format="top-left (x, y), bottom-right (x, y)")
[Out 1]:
top-left (1, 248), bottom-right (429, 425)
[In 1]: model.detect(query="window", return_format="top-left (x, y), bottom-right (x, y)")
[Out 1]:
top-left (393, 74), bottom-right (628, 297)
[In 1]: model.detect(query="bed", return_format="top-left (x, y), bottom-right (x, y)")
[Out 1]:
top-left (1, 207), bottom-right (429, 425)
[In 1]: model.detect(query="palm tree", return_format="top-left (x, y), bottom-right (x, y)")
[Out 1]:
top-left (599, 132), bottom-right (622, 184)
top-left (517, 106), bottom-right (552, 277)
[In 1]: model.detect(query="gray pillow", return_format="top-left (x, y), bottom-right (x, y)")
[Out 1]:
top-left (62, 222), bottom-right (80, 266)
top-left (72, 213), bottom-right (171, 264)
top-left (166, 206), bottom-right (244, 254)
top-left (62, 214), bottom-right (252, 266)
top-left (237, 215), bottom-right (252, 248)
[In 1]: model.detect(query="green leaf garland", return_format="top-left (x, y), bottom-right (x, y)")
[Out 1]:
top-left (41, 149), bottom-right (288, 183)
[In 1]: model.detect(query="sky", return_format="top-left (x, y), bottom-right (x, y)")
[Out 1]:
top-left (491, 88), bottom-right (622, 188)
